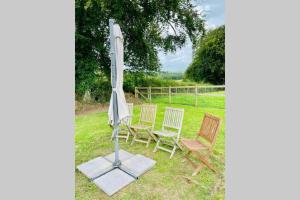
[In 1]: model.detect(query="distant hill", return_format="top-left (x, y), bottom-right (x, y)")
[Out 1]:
top-left (158, 71), bottom-right (184, 80)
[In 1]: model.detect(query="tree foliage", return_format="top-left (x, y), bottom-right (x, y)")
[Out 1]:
top-left (75, 0), bottom-right (205, 97)
top-left (185, 25), bottom-right (225, 84)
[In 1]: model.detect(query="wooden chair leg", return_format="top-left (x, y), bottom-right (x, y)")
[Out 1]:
top-left (149, 132), bottom-right (158, 142)
top-left (192, 163), bottom-right (205, 176)
top-left (184, 151), bottom-right (198, 168)
top-left (111, 132), bottom-right (114, 141)
top-left (196, 153), bottom-right (217, 173)
top-left (170, 145), bottom-right (177, 159)
top-left (131, 134), bottom-right (136, 145)
top-left (125, 131), bottom-right (129, 143)
top-left (184, 150), bottom-right (191, 159)
top-left (146, 129), bottom-right (157, 145)
top-left (153, 138), bottom-right (161, 152)
top-left (127, 126), bottom-right (135, 143)
top-left (185, 150), bottom-right (191, 156)
top-left (169, 138), bottom-right (178, 159)
top-left (146, 136), bottom-right (152, 148)
top-left (129, 127), bottom-right (139, 145)
top-left (183, 150), bottom-right (217, 175)
top-left (182, 150), bottom-right (191, 162)
top-left (176, 141), bottom-right (183, 151)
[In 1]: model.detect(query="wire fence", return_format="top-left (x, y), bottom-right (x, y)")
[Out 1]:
top-left (135, 85), bottom-right (225, 109)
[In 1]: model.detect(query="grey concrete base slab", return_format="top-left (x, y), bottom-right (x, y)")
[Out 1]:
top-left (93, 168), bottom-right (135, 196)
top-left (104, 149), bottom-right (134, 163)
top-left (77, 157), bottom-right (112, 179)
top-left (77, 150), bottom-right (156, 196)
top-left (122, 154), bottom-right (156, 177)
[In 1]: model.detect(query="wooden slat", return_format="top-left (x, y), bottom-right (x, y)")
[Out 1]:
top-left (140, 104), bottom-right (157, 125)
top-left (198, 113), bottom-right (221, 145)
top-left (157, 146), bottom-right (173, 153)
top-left (162, 107), bottom-right (184, 131)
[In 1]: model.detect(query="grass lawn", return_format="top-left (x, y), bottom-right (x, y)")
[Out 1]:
top-left (75, 96), bottom-right (225, 200)
top-left (151, 94), bottom-right (224, 109)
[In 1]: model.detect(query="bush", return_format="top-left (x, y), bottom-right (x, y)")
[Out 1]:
top-left (90, 79), bottom-right (111, 103)
top-left (123, 72), bottom-right (195, 93)
top-left (158, 71), bottom-right (184, 80)
top-left (77, 72), bottom-right (197, 103)
top-left (185, 25), bottom-right (225, 84)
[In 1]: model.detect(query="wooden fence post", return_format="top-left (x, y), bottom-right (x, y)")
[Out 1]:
top-left (149, 86), bottom-right (152, 103)
top-left (195, 85), bottom-right (198, 107)
top-left (169, 86), bottom-right (171, 104)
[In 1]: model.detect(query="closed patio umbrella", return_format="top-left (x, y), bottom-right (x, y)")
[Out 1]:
top-left (77, 19), bottom-right (156, 196)
top-left (108, 19), bottom-right (132, 171)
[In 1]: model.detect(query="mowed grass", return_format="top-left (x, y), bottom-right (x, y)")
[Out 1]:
top-left (151, 95), bottom-right (225, 109)
top-left (151, 91), bottom-right (225, 109)
top-left (75, 95), bottom-right (225, 200)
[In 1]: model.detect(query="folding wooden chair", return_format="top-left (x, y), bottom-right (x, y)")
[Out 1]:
top-left (111, 103), bottom-right (134, 142)
top-left (153, 107), bottom-right (184, 159)
top-left (181, 113), bottom-right (221, 176)
top-left (130, 104), bottom-right (157, 147)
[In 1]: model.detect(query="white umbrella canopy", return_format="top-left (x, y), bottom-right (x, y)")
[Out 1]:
top-left (108, 21), bottom-right (129, 125)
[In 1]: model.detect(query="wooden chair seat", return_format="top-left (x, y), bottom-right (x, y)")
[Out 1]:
top-left (130, 124), bottom-right (151, 130)
top-left (181, 139), bottom-right (208, 151)
top-left (153, 130), bottom-right (177, 137)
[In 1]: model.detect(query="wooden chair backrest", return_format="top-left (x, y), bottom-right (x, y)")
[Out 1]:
top-left (198, 113), bottom-right (222, 146)
top-left (121, 103), bottom-right (133, 126)
top-left (139, 104), bottom-right (157, 128)
top-left (162, 107), bottom-right (184, 140)
top-left (162, 107), bottom-right (184, 136)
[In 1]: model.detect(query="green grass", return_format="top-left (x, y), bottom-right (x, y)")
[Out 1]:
top-left (75, 96), bottom-right (225, 200)
top-left (151, 91), bottom-right (225, 109)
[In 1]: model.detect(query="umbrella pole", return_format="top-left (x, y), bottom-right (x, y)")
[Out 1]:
top-left (112, 92), bottom-right (121, 167)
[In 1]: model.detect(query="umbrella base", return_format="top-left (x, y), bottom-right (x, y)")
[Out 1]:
top-left (93, 168), bottom-right (135, 196)
top-left (112, 160), bottom-right (121, 167)
top-left (77, 149), bottom-right (156, 196)
top-left (91, 164), bottom-right (139, 181)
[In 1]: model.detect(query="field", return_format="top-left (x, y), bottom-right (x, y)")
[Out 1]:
top-left (75, 95), bottom-right (225, 200)
top-left (151, 94), bottom-right (224, 109)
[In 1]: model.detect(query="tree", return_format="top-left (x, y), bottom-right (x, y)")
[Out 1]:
top-left (75, 0), bottom-right (205, 97)
top-left (185, 25), bottom-right (225, 84)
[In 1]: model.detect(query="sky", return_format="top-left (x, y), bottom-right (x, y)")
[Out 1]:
top-left (159, 0), bottom-right (225, 72)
